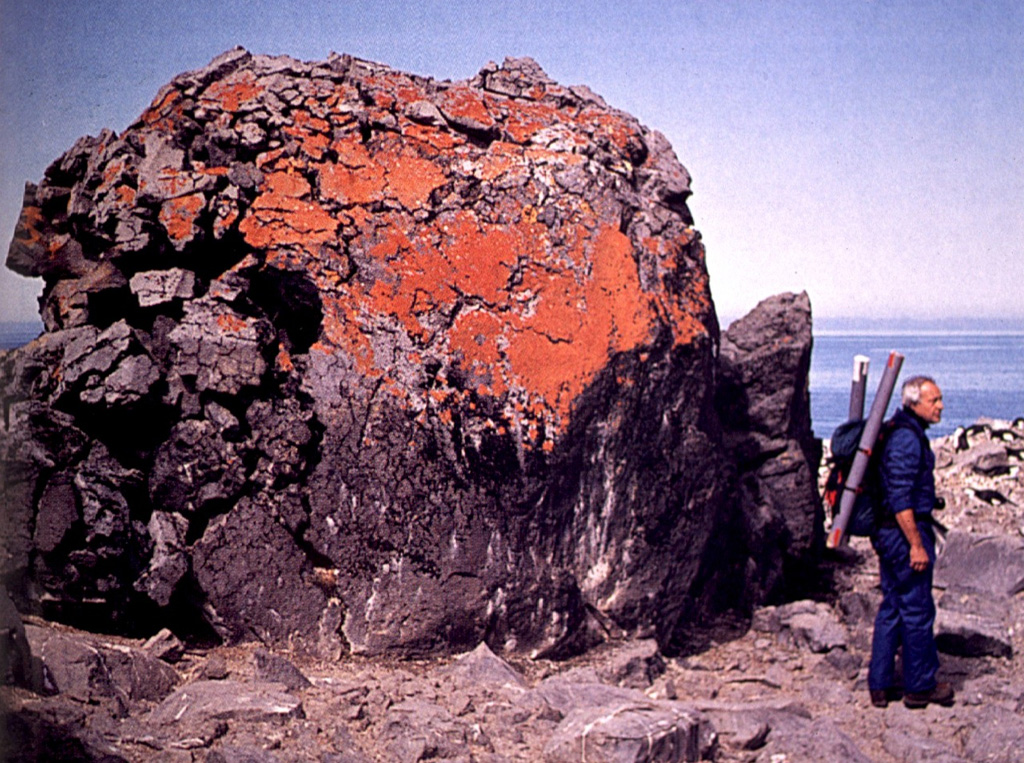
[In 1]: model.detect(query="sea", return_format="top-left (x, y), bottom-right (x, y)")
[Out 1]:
top-left (810, 331), bottom-right (1024, 440)
top-left (2, 321), bottom-right (1021, 440)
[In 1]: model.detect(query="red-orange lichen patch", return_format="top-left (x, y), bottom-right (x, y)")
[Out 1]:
top-left (319, 137), bottom-right (387, 205)
top-left (285, 111), bottom-right (332, 160)
top-left (380, 152), bottom-right (447, 209)
top-left (276, 346), bottom-right (295, 373)
top-left (503, 101), bottom-right (559, 144)
top-left (502, 225), bottom-right (658, 427)
top-left (216, 312), bottom-right (249, 333)
top-left (159, 193), bottom-right (205, 243)
top-left (440, 212), bottom-right (518, 303)
top-left (139, 87), bottom-right (184, 133)
top-left (318, 296), bottom-right (380, 377)
top-left (265, 171), bottom-right (311, 198)
top-left (402, 123), bottom-right (463, 152)
top-left (14, 205), bottom-right (46, 252)
top-left (115, 185), bottom-right (136, 205)
top-left (578, 107), bottom-right (643, 155)
top-left (97, 157), bottom-right (132, 195)
top-left (448, 309), bottom-right (508, 396)
top-left (524, 146), bottom-right (587, 166)
top-left (202, 69), bottom-right (264, 112)
top-left (436, 86), bottom-right (496, 130)
top-left (256, 148), bottom-right (288, 170)
top-left (239, 189), bottom-right (338, 251)
top-left (477, 147), bottom-right (519, 182)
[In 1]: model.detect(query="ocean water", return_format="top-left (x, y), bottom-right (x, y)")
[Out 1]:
top-left (3, 322), bottom-right (1020, 440)
top-left (810, 332), bottom-right (1024, 440)
top-left (0, 321), bottom-right (42, 351)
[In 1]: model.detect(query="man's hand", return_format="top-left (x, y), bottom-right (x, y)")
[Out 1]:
top-left (895, 509), bottom-right (930, 572)
top-left (908, 543), bottom-right (930, 572)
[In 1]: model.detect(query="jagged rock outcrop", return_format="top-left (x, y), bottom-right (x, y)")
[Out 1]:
top-left (1, 48), bottom-right (819, 658)
top-left (717, 291), bottom-right (822, 601)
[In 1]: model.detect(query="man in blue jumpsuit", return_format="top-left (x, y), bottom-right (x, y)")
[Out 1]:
top-left (869, 375), bottom-right (955, 709)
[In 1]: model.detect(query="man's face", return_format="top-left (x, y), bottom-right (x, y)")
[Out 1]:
top-left (910, 381), bottom-right (944, 424)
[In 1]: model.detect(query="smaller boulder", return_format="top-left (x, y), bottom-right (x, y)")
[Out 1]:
top-left (148, 679), bottom-right (303, 726)
top-left (253, 648), bottom-right (312, 691)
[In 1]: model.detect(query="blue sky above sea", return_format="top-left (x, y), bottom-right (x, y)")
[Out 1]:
top-left (1, 0), bottom-right (1022, 326)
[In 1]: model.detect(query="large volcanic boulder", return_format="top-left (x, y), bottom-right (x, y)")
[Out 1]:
top-left (1, 49), bottom-right (815, 657)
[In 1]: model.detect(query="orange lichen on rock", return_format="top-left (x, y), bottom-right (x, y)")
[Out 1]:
top-left (139, 87), bottom-right (185, 133)
top-left (318, 137), bottom-right (387, 206)
top-left (440, 212), bottom-right (519, 303)
top-left (640, 233), bottom-right (713, 347)
top-left (501, 226), bottom-right (657, 425)
top-left (202, 68), bottom-right (264, 112)
top-left (216, 312), bottom-right (249, 333)
top-left (403, 123), bottom-right (463, 152)
top-left (159, 193), bottom-right (205, 245)
top-left (448, 308), bottom-right (509, 396)
top-left (21, 52), bottom-right (713, 449)
top-left (239, 171), bottom-right (338, 252)
top-left (436, 86), bottom-right (496, 131)
top-left (379, 151), bottom-right (447, 209)
top-left (275, 346), bottom-right (295, 373)
top-left (16, 206), bottom-right (46, 250)
top-left (317, 296), bottom-right (380, 378)
top-left (285, 111), bottom-right (332, 160)
top-left (115, 185), bottom-right (137, 205)
top-left (502, 101), bottom-right (559, 144)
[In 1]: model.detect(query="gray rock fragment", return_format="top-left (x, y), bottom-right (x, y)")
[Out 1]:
top-left (718, 292), bottom-right (823, 601)
top-left (935, 588), bottom-right (1013, 658)
top-left (253, 647), bottom-right (312, 691)
top-left (136, 511), bottom-right (190, 607)
top-left (440, 641), bottom-right (528, 690)
top-left (25, 624), bottom-right (179, 704)
top-left (1, 586), bottom-right (34, 690)
top-left (935, 530), bottom-right (1024, 597)
top-left (130, 268), bottom-right (196, 307)
top-left (543, 700), bottom-right (713, 763)
top-left (755, 600), bottom-right (847, 653)
top-left (207, 746), bottom-right (282, 763)
top-left (376, 700), bottom-right (472, 761)
top-left (169, 298), bottom-right (271, 395)
top-left (592, 638), bottom-right (666, 689)
top-left (143, 628), bottom-right (186, 663)
top-left (148, 679), bottom-right (303, 726)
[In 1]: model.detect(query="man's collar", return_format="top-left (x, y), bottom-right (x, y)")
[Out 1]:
top-left (900, 405), bottom-right (931, 430)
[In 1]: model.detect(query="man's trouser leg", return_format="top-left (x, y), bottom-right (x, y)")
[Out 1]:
top-left (869, 523), bottom-right (939, 694)
top-left (869, 530), bottom-right (901, 691)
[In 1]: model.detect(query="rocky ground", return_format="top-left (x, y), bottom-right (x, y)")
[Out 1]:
top-left (3, 416), bottom-right (1024, 762)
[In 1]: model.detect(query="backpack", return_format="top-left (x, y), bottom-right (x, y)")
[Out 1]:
top-left (823, 418), bottom-right (903, 536)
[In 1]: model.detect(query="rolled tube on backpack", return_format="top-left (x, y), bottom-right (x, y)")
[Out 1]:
top-left (827, 351), bottom-right (904, 548)
top-left (848, 355), bottom-right (870, 421)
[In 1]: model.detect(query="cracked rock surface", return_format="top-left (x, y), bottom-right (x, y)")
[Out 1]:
top-left (2, 49), bottom-right (819, 660)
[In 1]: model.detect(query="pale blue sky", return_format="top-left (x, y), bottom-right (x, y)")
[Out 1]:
top-left (1, 0), bottom-right (1021, 325)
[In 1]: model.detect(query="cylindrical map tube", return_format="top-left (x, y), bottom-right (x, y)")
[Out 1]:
top-left (848, 355), bottom-right (870, 421)
top-left (827, 351), bottom-right (904, 548)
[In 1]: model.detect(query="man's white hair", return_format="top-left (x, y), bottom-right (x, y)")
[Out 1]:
top-left (902, 375), bottom-right (937, 406)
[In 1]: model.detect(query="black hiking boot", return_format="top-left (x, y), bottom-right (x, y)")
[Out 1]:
top-left (903, 682), bottom-right (955, 709)
top-left (869, 688), bottom-right (902, 708)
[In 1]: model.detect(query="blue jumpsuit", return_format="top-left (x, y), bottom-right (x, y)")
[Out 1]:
top-left (868, 408), bottom-right (940, 695)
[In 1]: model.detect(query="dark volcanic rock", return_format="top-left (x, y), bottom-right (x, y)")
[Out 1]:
top-left (2, 48), bottom-right (819, 658)
top-left (718, 291), bottom-right (823, 601)
top-left (24, 624), bottom-right (179, 704)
